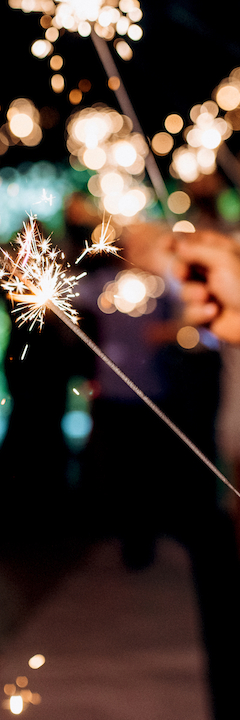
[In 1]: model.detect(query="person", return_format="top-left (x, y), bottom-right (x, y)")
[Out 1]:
top-left (172, 228), bottom-right (240, 343)
top-left (125, 223), bottom-right (240, 344)
top-left (124, 223), bottom-right (240, 720)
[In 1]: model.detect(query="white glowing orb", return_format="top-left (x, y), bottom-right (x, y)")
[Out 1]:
top-left (116, 15), bottom-right (130, 34)
top-left (113, 140), bottom-right (137, 167)
top-left (197, 147), bottom-right (216, 168)
top-left (172, 148), bottom-right (199, 182)
top-left (186, 127), bottom-right (202, 147)
top-left (28, 654), bottom-right (46, 669)
top-left (118, 188), bottom-right (146, 216)
top-left (9, 695), bottom-right (23, 715)
top-left (173, 220), bottom-right (196, 233)
top-left (127, 23), bottom-right (143, 40)
top-left (73, 114), bottom-right (111, 145)
top-left (31, 39), bottom-right (52, 58)
top-left (83, 147), bottom-right (106, 169)
top-left (9, 113), bottom-right (34, 138)
top-left (118, 273), bottom-right (146, 304)
top-left (78, 20), bottom-right (92, 35)
top-left (100, 171), bottom-right (124, 194)
top-left (201, 128), bottom-right (221, 149)
top-left (98, 7), bottom-right (120, 26)
top-left (103, 194), bottom-right (121, 214)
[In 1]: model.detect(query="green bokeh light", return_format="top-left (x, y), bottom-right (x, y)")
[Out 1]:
top-left (216, 188), bottom-right (240, 222)
top-left (0, 160), bottom-right (94, 242)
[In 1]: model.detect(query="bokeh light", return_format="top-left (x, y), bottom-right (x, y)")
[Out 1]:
top-left (0, 98), bottom-right (43, 154)
top-left (116, 15), bottom-right (130, 34)
top-left (216, 188), bottom-right (240, 222)
top-left (20, 690), bottom-right (32, 703)
top-left (69, 89), bottom-right (83, 105)
top-left (98, 268), bottom-right (165, 316)
top-left (167, 191), bottom-right (191, 214)
top-left (9, 695), bottom-right (23, 715)
top-left (164, 113), bottom-right (183, 134)
top-left (173, 220), bottom-right (195, 232)
top-left (82, 147), bottom-right (107, 169)
top-left (77, 20), bottom-right (91, 36)
top-left (31, 38), bottom-right (53, 58)
top-left (28, 654), bottom-right (45, 669)
top-left (11, 0), bottom-right (143, 63)
top-left (100, 171), bottom-right (124, 194)
top-left (0, 159), bottom-right (95, 243)
top-left (50, 73), bottom-right (65, 92)
top-left (171, 147), bottom-right (199, 182)
top-left (170, 96), bottom-right (232, 183)
top-left (197, 147), bottom-right (216, 172)
top-left (201, 127), bottom-right (221, 149)
top-left (4, 685), bottom-right (16, 696)
top-left (9, 113), bottom-right (34, 138)
top-left (151, 132), bottom-right (174, 156)
top-left (61, 410), bottom-right (93, 452)
top-left (16, 677), bottom-right (28, 688)
top-left (127, 23), bottom-right (143, 40)
top-left (29, 693), bottom-right (41, 705)
top-left (216, 82), bottom-right (240, 111)
top-left (40, 14), bottom-right (52, 29)
top-left (78, 79), bottom-right (92, 92)
top-left (66, 104), bottom-right (149, 220)
top-left (45, 25), bottom-right (59, 41)
top-left (177, 326), bottom-right (200, 349)
top-left (49, 54), bottom-right (63, 70)
top-left (108, 76), bottom-right (121, 90)
top-left (112, 139), bottom-right (137, 166)
top-left (115, 40), bottom-right (133, 60)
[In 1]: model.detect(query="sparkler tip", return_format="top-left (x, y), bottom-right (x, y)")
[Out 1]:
top-left (0, 216), bottom-right (83, 332)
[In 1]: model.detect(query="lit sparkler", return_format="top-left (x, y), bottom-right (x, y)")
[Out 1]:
top-left (0, 215), bottom-right (239, 500)
top-left (0, 215), bottom-right (84, 330)
top-left (75, 216), bottom-right (120, 263)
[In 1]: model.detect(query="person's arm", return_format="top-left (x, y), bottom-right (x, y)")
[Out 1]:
top-left (174, 232), bottom-right (240, 343)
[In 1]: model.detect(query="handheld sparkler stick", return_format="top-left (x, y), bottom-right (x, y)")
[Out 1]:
top-left (217, 142), bottom-right (240, 189)
top-left (91, 30), bottom-right (171, 214)
top-left (47, 298), bottom-right (240, 499)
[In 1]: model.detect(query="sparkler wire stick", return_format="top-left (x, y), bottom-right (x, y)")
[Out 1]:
top-left (47, 297), bottom-right (240, 499)
top-left (217, 142), bottom-right (240, 190)
top-left (91, 30), bottom-right (171, 213)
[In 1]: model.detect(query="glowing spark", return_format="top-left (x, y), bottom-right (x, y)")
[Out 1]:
top-left (21, 344), bottom-right (29, 361)
top-left (34, 188), bottom-right (55, 206)
top-left (73, 387), bottom-right (80, 395)
top-left (16, 213), bottom-right (37, 268)
top-left (0, 217), bottom-right (83, 331)
top-left (76, 216), bottom-right (120, 264)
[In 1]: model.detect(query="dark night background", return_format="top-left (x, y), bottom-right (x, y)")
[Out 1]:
top-left (1, 1), bottom-right (240, 171)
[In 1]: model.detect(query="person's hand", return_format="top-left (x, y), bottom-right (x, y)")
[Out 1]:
top-left (174, 230), bottom-right (240, 343)
top-left (123, 221), bottom-right (175, 276)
